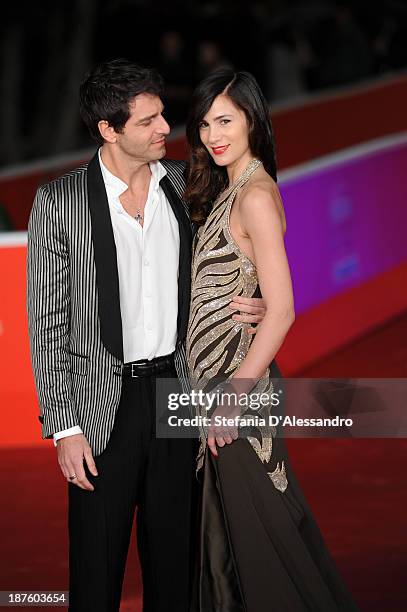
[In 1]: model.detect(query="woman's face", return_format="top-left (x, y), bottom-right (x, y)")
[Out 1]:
top-left (198, 94), bottom-right (251, 167)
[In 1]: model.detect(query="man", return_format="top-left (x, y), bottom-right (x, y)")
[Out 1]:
top-left (27, 59), bottom-right (265, 611)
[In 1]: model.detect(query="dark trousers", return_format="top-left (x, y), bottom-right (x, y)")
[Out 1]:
top-left (68, 368), bottom-right (197, 611)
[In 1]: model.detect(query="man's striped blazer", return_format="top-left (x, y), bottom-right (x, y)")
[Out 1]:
top-left (27, 151), bottom-right (193, 456)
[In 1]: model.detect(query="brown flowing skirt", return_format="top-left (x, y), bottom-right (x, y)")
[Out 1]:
top-left (190, 433), bottom-right (360, 612)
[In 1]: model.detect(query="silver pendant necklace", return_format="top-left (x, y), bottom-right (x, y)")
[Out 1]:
top-left (135, 210), bottom-right (143, 224)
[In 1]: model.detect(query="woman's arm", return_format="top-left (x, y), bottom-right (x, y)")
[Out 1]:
top-left (231, 181), bottom-right (295, 387)
top-left (207, 181), bottom-right (295, 456)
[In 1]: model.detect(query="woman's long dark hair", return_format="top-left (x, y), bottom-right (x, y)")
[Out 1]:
top-left (184, 69), bottom-right (277, 225)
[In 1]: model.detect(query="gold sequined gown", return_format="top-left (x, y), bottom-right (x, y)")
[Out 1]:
top-left (186, 160), bottom-right (359, 612)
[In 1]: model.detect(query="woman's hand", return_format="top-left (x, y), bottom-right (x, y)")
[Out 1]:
top-left (207, 404), bottom-right (240, 457)
top-left (206, 384), bottom-right (242, 457)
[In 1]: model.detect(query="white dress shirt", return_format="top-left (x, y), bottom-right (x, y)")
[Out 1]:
top-left (53, 152), bottom-right (180, 443)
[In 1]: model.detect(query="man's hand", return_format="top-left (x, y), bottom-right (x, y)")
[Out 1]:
top-left (56, 434), bottom-right (98, 491)
top-left (229, 295), bottom-right (266, 334)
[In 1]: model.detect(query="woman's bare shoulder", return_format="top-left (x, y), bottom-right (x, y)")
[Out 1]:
top-left (240, 171), bottom-right (281, 210)
top-left (240, 171), bottom-right (285, 231)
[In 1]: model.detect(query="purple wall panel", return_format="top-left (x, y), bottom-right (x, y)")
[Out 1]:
top-left (280, 140), bottom-right (407, 314)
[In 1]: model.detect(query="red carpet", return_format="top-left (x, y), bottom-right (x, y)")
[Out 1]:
top-left (1, 313), bottom-right (406, 611)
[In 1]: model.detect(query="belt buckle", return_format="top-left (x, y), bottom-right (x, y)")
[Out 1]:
top-left (132, 360), bottom-right (154, 377)
top-left (130, 362), bottom-right (143, 378)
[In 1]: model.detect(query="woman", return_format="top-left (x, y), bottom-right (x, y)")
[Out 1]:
top-left (184, 70), bottom-right (359, 611)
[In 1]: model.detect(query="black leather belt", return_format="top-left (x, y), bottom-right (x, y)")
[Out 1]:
top-left (122, 353), bottom-right (175, 378)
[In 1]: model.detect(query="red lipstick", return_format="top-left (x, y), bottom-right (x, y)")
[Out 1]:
top-left (212, 145), bottom-right (229, 156)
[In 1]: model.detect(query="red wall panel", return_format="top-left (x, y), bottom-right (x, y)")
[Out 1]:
top-left (1, 75), bottom-right (406, 230)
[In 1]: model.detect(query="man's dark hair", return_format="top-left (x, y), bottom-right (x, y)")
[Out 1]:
top-left (79, 58), bottom-right (164, 145)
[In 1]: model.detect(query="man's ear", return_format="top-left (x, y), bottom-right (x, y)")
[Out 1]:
top-left (98, 120), bottom-right (117, 144)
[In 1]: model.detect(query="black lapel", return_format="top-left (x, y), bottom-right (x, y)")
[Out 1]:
top-left (87, 152), bottom-right (123, 361)
top-left (159, 174), bottom-right (192, 343)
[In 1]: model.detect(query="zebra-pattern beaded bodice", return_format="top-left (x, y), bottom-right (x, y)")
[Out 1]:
top-left (186, 158), bottom-right (288, 492)
top-left (187, 159), bottom-right (263, 387)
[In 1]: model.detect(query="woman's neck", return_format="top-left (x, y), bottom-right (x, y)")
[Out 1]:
top-left (227, 152), bottom-right (256, 185)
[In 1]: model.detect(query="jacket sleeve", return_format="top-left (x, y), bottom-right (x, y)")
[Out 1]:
top-left (27, 184), bottom-right (79, 438)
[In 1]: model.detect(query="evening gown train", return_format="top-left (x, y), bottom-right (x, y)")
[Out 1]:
top-left (186, 159), bottom-right (359, 611)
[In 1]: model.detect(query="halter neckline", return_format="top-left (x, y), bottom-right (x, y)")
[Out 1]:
top-left (215, 158), bottom-right (262, 206)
